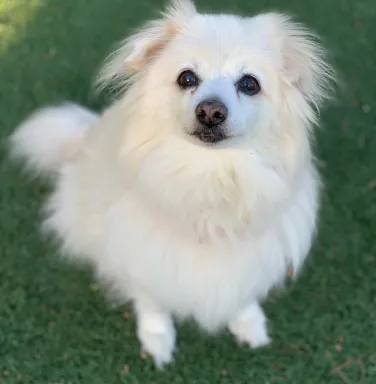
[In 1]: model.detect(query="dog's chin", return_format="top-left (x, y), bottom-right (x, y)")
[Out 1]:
top-left (190, 125), bottom-right (230, 145)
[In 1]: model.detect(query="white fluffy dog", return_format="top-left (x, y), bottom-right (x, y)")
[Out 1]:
top-left (10, 0), bottom-right (334, 367)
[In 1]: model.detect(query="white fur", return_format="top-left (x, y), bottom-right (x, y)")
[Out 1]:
top-left (9, 103), bottom-right (99, 176)
top-left (10, 0), bottom-right (334, 367)
top-left (229, 302), bottom-right (271, 348)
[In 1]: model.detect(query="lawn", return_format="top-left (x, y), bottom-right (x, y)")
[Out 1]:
top-left (0, 0), bottom-right (375, 383)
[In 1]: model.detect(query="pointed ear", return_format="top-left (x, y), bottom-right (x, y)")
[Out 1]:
top-left (256, 13), bottom-right (335, 106)
top-left (96, 0), bottom-right (197, 91)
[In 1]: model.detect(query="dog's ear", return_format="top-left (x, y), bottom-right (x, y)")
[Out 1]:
top-left (256, 13), bottom-right (335, 106)
top-left (97, 0), bottom-right (196, 91)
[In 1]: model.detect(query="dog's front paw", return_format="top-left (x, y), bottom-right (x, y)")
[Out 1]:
top-left (228, 302), bottom-right (271, 349)
top-left (136, 304), bottom-right (176, 368)
top-left (138, 325), bottom-right (175, 368)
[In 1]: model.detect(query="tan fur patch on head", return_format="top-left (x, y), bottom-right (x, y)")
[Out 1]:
top-left (253, 13), bottom-right (335, 107)
top-left (96, 0), bottom-right (197, 91)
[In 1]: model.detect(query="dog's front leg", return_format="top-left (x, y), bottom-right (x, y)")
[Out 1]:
top-left (134, 296), bottom-right (176, 368)
top-left (228, 302), bottom-right (271, 348)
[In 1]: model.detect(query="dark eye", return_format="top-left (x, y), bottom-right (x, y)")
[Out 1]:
top-left (177, 70), bottom-right (199, 89)
top-left (236, 75), bottom-right (261, 96)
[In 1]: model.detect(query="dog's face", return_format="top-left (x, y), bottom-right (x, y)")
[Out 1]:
top-left (154, 19), bottom-right (274, 146)
top-left (98, 0), bottom-right (333, 153)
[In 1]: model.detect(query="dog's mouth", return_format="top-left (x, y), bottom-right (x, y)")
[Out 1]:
top-left (191, 126), bottom-right (228, 144)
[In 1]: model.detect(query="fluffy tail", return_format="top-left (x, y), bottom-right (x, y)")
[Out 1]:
top-left (10, 103), bottom-right (99, 176)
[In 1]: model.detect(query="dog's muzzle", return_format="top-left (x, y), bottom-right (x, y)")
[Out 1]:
top-left (192, 99), bottom-right (228, 143)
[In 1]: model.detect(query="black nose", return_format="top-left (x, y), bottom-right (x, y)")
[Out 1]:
top-left (195, 99), bottom-right (228, 127)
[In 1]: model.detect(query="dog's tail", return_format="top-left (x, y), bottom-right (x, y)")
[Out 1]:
top-left (9, 103), bottom-right (99, 177)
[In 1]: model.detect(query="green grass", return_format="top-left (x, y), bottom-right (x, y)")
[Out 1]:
top-left (0, 0), bottom-right (375, 383)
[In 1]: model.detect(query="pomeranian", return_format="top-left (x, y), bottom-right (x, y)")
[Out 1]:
top-left (10, 0), bottom-right (334, 367)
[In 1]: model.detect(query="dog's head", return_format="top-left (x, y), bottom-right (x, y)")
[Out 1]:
top-left (98, 0), bottom-right (333, 149)
top-left (96, 0), bottom-right (334, 234)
